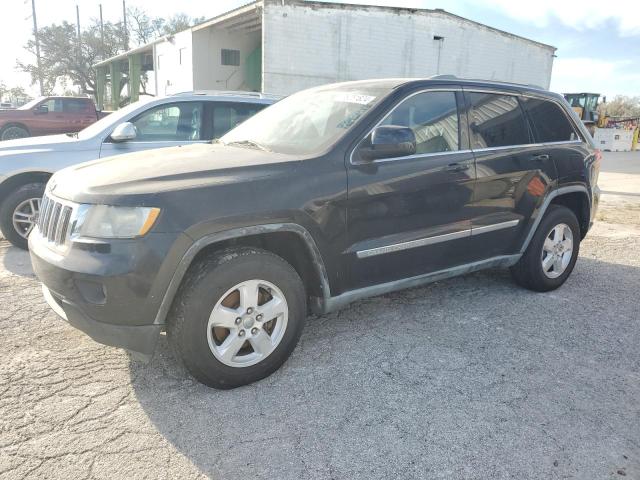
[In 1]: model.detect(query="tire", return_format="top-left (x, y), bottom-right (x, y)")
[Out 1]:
top-left (510, 204), bottom-right (580, 292)
top-left (167, 247), bottom-right (307, 389)
top-left (0, 182), bottom-right (45, 250)
top-left (0, 124), bottom-right (29, 141)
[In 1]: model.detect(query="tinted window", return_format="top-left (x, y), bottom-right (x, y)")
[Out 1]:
top-left (468, 93), bottom-right (530, 148)
top-left (380, 91), bottom-right (460, 154)
top-left (64, 99), bottom-right (89, 113)
top-left (130, 102), bottom-right (203, 141)
top-left (210, 102), bottom-right (267, 139)
top-left (521, 97), bottom-right (577, 143)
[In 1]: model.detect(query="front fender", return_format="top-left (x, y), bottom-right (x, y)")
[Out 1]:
top-left (152, 223), bottom-right (332, 325)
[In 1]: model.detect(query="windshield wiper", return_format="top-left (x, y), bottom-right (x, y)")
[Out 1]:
top-left (224, 139), bottom-right (271, 152)
top-left (66, 132), bottom-right (79, 138)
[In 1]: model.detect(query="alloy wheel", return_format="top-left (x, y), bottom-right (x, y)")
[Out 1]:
top-left (541, 223), bottom-right (574, 279)
top-left (207, 279), bottom-right (289, 367)
top-left (12, 197), bottom-right (40, 239)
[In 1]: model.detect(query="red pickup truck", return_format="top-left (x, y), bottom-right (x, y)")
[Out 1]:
top-left (0, 96), bottom-right (109, 141)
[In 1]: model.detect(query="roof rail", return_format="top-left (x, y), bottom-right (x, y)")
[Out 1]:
top-left (428, 75), bottom-right (545, 90)
top-left (171, 90), bottom-right (281, 99)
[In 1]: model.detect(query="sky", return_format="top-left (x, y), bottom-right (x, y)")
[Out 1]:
top-left (0, 0), bottom-right (638, 99)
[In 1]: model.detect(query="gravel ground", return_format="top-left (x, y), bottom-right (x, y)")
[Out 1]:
top-left (1, 153), bottom-right (639, 479)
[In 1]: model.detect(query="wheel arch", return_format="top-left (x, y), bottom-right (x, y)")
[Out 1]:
top-left (154, 223), bottom-right (332, 325)
top-left (519, 185), bottom-right (591, 254)
top-left (0, 171), bottom-right (52, 205)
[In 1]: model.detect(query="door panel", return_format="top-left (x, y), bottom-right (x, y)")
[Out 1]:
top-left (37, 99), bottom-right (67, 135)
top-left (346, 90), bottom-right (477, 290)
top-left (464, 91), bottom-right (557, 258)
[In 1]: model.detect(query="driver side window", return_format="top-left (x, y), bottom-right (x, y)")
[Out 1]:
top-left (130, 102), bottom-right (203, 142)
top-left (380, 91), bottom-right (460, 154)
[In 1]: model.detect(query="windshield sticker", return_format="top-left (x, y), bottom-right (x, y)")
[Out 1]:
top-left (335, 93), bottom-right (376, 105)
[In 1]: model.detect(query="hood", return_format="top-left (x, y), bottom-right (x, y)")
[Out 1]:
top-left (0, 134), bottom-right (77, 154)
top-left (50, 143), bottom-right (299, 203)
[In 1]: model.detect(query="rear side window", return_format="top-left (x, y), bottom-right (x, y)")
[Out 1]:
top-left (210, 102), bottom-right (267, 139)
top-left (467, 92), bottom-right (530, 148)
top-left (64, 99), bottom-right (90, 113)
top-left (380, 91), bottom-right (460, 154)
top-left (521, 97), bottom-right (578, 143)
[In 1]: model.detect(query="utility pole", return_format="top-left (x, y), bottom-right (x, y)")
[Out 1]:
top-left (122, 0), bottom-right (128, 51)
top-left (76, 5), bottom-right (81, 65)
top-left (31, 0), bottom-right (44, 95)
top-left (99, 4), bottom-right (105, 60)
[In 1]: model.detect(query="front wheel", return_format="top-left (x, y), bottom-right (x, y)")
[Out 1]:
top-left (167, 247), bottom-right (306, 389)
top-left (0, 182), bottom-right (45, 249)
top-left (510, 205), bottom-right (581, 292)
top-left (0, 125), bottom-right (29, 141)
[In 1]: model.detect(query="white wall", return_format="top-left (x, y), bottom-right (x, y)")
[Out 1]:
top-left (154, 30), bottom-right (194, 95)
top-left (262, 1), bottom-right (555, 95)
top-left (192, 27), bottom-right (261, 91)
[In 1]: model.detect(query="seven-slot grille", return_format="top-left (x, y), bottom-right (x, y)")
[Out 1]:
top-left (38, 193), bottom-right (73, 245)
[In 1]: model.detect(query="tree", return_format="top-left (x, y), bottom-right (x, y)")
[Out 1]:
top-left (17, 20), bottom-right (126, 96)
top-left (127, 7), bottom-right (205, 46)
top-left (598, 96), bottom-right (640, 119)
top-left (16, 6), bottom-right (205, 102)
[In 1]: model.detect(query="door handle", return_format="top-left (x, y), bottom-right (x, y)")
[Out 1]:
top-left (444, 162), bottom-right (470, 172)
top-left (531, 154), bottom-right (550, 161)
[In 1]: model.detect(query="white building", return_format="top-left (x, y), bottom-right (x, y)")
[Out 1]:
top-left (95, 0), bottom-right (556, 108)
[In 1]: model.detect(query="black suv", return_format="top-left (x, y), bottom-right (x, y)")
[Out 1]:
top-left (29, 78), bottom-right (601, 389)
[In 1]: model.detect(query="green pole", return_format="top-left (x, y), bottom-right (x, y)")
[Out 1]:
top-left (96, 66), bottom-right (106, 111)
top-left (109, 61), bottom-right (122, 110)
top-left (128, 54), bottom-right (141, 103)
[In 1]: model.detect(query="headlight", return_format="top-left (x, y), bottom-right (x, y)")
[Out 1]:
top-left (71, 205), bottom-right (161, 239)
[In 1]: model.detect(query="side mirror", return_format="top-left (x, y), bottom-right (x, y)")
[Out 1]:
top-left (110, 122), bottom-right (137, 142)
top-left (34, 104), bottom-right (48, 114)
top-left (359, 125), bottom-right (416, 161)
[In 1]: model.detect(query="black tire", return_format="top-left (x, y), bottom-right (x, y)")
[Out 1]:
top-left (0, 182), bottom-right (45, 250)
top-left (0, 124), bottom-right (29, 141)
top-left (510, 204), bottom-right (580, 292)
top-left (167, 247), bottom-right (307, 389)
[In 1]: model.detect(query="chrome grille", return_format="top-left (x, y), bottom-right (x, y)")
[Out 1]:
top-left (37, 193), bottom-right (73, 246)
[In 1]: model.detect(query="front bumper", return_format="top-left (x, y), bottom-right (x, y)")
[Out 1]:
top-left (29, 228), bottom-right (193, 358)
top-left (41, 284), bottom-right (161, 360)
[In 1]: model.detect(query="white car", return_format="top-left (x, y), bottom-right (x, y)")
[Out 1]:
top-left (0, 91), bottom-right (278, 249)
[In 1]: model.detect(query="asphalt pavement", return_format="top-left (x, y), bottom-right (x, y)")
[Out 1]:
top-left (0, 152), bottom-right (639, 479)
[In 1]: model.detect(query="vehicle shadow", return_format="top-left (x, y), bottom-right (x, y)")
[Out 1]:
top-left (0, 240), bottom-right (34, 277)
top-left (130, 256), bottom-right (639, 479)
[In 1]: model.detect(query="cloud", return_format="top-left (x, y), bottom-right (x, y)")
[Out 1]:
top-left (476, 0), bottom-right (640, 36)
top-left (550, 58), bottom-right (640, 97)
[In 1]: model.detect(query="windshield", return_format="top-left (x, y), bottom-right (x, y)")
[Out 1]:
top-left (220, 83), bottom-right (393, 155)
top-left (18, 97), bottom-right (44, 110)
top-left (77, 97), bottom-right (156, 139)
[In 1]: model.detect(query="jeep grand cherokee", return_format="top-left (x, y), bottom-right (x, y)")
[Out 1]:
top-left (29, 78), bottom-right (600, 389)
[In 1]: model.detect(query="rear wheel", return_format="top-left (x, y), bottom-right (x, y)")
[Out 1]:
top-left (167, 247), bottom-right (306, 389)
top-left (0, 125), bottom-right (29, 141)
top-left (0, 182), bottom-right (45, 249)
top-left (510, 205), bottom-right (580, 292)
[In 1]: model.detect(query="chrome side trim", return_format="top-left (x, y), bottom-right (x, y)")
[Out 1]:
top-left (366, 149), bottom-right (472, 164)
top-left (519, 185), bottom-right (591, 254)
top-left (471, 140), bottom-right (582, 154)
top-left (471, 219), bottom-right (520, 235)
top-left (322, 254), bottom-right (522, 314)
top-left (356, 229), bottom-right (470, 258)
